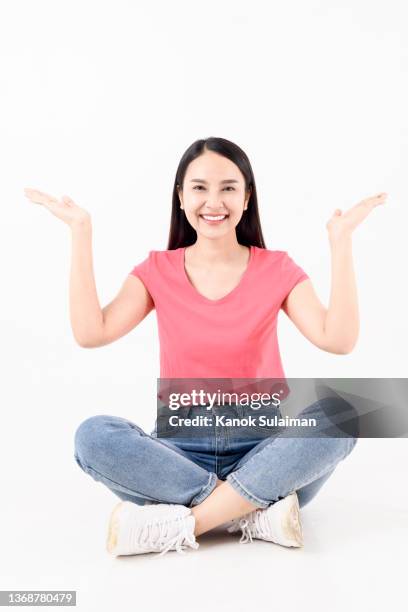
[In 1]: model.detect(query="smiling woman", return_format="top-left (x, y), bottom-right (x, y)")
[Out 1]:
top-left (26, 135), bottom-right (372, 557)
top-left (175, 150), bottom-right (253, 247)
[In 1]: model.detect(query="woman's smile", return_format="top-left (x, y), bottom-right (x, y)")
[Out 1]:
top-left (199, 213), bottom-right (229, 224)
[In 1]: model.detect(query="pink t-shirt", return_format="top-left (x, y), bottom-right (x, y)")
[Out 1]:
top-left (129, 245), bottom-right (309, 380)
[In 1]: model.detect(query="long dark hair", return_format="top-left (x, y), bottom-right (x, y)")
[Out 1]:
top-left (166, 137), bottom-right (267, 250)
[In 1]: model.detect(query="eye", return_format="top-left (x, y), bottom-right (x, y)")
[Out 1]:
top-left (193, 186), bottom-right (235, 191)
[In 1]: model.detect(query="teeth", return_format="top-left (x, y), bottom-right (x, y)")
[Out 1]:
top-left (201, 215), bottom-right (227, 221)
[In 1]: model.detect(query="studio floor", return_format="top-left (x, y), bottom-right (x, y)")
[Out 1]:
top-left (1, 438), bottom-right (406, 612)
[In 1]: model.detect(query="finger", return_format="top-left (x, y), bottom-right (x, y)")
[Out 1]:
top-left (375, 192), bottom-right (387, 203)
top-left (24, 188), bottom-right (59, 207)
top-left (367, 192), bottom-right (387, 202)
top-left (362, 193), bottom-right (388, 207)
top-left (24, 187), bottom-right (53, 199)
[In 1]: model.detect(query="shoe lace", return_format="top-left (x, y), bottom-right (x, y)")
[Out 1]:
top-left (137, 515), bottom-right (199, 559)
top-left (237, 509), bottom-right (270, 544)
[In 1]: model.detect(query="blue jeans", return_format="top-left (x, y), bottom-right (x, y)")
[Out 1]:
top-left (74, 399), bottom-right (358, 509)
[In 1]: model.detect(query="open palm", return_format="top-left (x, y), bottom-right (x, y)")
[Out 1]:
top-left (24, 188), bottom-right (91, 228)
top-left (326, 192), bottom-right (387, 243)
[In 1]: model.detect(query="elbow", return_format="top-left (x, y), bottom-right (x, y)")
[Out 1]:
top-left (73, 335), bottom-right (99, 349)
top-left (341, 333), bottom-right (359, 354)
top-left (75, 339), bottom-right (94, 349)
top-left (320, 335), bottom-right (358, 354)
top-left (331, 339), bottom-right (358, 355)
top-left (72, 325), bottom-right (106, 349)
top-left (336, 345), bottom-right (354, 355)
top-left (321, 326), bottom-right (359, 355)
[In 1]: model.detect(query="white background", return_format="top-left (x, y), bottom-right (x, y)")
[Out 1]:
top-left (0, 1), bottom-right (407, 610)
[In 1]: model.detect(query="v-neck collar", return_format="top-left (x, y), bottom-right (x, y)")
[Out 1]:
top-left (180, 245), bottom-right (255, 305)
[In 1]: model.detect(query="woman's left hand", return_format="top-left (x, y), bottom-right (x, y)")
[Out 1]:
top-left (326, 192), bottom-right (388, 244)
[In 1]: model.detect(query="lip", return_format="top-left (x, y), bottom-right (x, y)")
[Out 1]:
top-left (199, 214), bottom-right (229, 225)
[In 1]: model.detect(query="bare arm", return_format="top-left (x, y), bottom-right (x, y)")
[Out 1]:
top-left (323, 236), bottom-right (359, 352)
top-left (281, 192), bottom-right (387, 354)
top-left (70, 220), bottom-right (154, 348)
top-left (24, 188), bottom-right (154, 349)
top-left (281, 240), bottom-right (358, 355)
top-left (281, 279), bottom-right (335, 352)
top-left (69, 219), bottom-right (102, 346)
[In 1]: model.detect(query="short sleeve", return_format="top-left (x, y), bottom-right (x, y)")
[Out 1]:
top-left (280, 252), bottom-right (309, 308)
top-left (129, 251), bottom-right (151, 292)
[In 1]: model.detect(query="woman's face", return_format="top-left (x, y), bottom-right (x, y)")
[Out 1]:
top-left (177, 150), bottom-right (251, 239)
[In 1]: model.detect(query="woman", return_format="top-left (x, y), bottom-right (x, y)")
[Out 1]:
top-left (24, 137), bottom-right (387, 558)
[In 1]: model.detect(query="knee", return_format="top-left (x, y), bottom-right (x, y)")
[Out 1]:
top-left (336, 434), bottom-right (358, 459)
top-left (74, 414), bottom-right (118, 465)
top-left (346, 435), bottom-right (358, 454)
top-left (317, 435), bottom-right (358, 464)
top-left (73, 414), bottom-right (146, 466)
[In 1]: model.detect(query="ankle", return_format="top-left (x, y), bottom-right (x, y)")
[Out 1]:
top-left (190, 509), bottom-right (204, 537)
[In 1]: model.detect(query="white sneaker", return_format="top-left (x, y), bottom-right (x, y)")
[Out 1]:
top-left (226, 491), bottom-right (303, 548)
top-left (106, 501), bottom-right (199, 557)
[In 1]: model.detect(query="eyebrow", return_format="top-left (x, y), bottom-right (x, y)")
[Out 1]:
top-left (189, 179), bottom-right (239, 184)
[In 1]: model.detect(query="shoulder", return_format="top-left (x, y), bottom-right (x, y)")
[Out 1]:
top-left (253, 246), bottom-right (288, 257)
top-left (252, 246), bottom-right (290, 267)
top-left (147, 248), bottom-right (182, 267)
top-left (132, 248), bottom-right (181, 264)
top-left (129, 248), bottom-right (182, 292)
top-left (253, 246), bottom-right (309, 288)
top-left (148, 248), bottom-right (182, 258)
top-left (254, 246), bottom-right (304, 266)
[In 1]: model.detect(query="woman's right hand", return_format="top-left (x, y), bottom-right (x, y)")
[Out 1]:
top-left (24, 188), bottom-right (91, 229)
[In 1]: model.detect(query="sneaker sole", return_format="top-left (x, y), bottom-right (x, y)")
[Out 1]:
top-left (106, 501), bottom-right (195, 556)
top-left (106, 501), bottom-right (125, 555)
top-left (226, 493), bottom-right (304, 546)
top-left (281, 492), bottom-right (303, 547)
